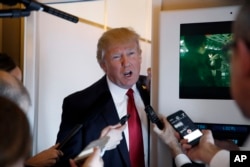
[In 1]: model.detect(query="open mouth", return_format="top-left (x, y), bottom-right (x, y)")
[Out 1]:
top-left (124, 71), bottom-right (132, 77)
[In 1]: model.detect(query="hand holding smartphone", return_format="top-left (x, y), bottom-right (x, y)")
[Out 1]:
top-left (167, 110), bottom-right (203, 146)
top-left (74, 136), bottom-right (110, 164)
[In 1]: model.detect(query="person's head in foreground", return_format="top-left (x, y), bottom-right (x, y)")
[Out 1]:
top-left (0, 96), bottom-right (31, 167)
top-left (0, 53), bottom-right (22, 81)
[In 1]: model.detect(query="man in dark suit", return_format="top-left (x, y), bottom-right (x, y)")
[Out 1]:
top-left (55, 27), bottom-right (150, 167)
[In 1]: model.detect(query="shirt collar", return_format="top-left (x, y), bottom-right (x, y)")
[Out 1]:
top-left (106, 76), bottom-right (137, 102)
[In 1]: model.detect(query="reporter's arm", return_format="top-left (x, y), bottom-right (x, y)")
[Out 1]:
top-left (25, 143), bottom-right (63, 167)
top-left (153, 115), bottom-right (192, 167)
top-left (69, 147), bottom-right (103, 167)
top-left (182, 130), bottom-right (226, 165)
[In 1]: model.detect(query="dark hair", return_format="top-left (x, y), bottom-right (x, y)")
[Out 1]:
top-left (0, 96), bottom-right (31, 167)
top-left (0, 53), bottom-right (16, 72)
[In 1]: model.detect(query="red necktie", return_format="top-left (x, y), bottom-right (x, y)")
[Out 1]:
top-left (126, 88), bottom-right (145, 167)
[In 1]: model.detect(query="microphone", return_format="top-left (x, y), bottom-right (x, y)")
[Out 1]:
top-left (57, 124), bottom-right (83, 150)
top-left (0, 0), bottom-right (79, 23)
top-left (0, 9), bottom-right (30, 18)
top-left (0, 0), bottom-right (18, 6)
top-left (144, 105), bottom-right (164, 130)
top-left (21, 0), bottom-right (79, 23)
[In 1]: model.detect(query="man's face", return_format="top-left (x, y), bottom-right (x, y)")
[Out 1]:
top-left (101, 41), bottom-right (142, 89)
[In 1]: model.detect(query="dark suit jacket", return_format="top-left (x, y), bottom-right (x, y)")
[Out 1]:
top-left (55, 75), bottom-right (150, 167)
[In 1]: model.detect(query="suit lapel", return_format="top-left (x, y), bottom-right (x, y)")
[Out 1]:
top-left (136, 80), bottom-right (151, 166)
top-left (100, 95), bottom-right (131, 167)
top-left (136, 81), bottom-right (150, 106)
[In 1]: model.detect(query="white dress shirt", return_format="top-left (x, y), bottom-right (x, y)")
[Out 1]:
top-left (106, 76), bottom-right (149, 167)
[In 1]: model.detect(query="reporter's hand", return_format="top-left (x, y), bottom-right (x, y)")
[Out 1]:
top-left (25, 143), bottom-right (63, 167)
top-left (69, 147), bottom-right (103, 167)
top-left (181, 130), bottom-right (221, 164)
top-left (99, 123), bottom-right (126, 150)
top-left (153, 115), bottom-right (183, 157)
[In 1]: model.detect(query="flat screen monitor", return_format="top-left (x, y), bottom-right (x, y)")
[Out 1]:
top-left (157, 6), bottom-right (250, 167)
top-left (158, 5), bottom-right (250, 125)
top-left (179, 21), bottom-right (233, 99)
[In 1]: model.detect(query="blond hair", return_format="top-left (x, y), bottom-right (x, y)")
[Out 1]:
top-left (96, 27), bottom-right (141, 64)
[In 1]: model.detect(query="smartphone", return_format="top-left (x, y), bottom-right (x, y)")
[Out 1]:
top-left (167, 110), bottom-right (202, 146)
top-left (144, 105), bottom-right (164, 130)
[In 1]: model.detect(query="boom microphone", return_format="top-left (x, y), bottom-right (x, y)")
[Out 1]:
top-left (0, 0), bottom-right (30, 18)
top-left (23, 0), bottom-right (79, 23)
top-left (0, 0), bottom-right (79, 23)
top-left (22, 0), bottom-right (79, 23)
top-left (0, 0), bottom-right (19, 6)
top-left (0, 9), bottom-right (30, 17)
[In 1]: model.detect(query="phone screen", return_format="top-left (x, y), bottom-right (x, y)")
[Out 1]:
top-left (167, 110), bottom-right (202, 146)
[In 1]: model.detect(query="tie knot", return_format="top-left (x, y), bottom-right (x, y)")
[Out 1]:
top-left (126, 88), bottom-right (134, 97)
